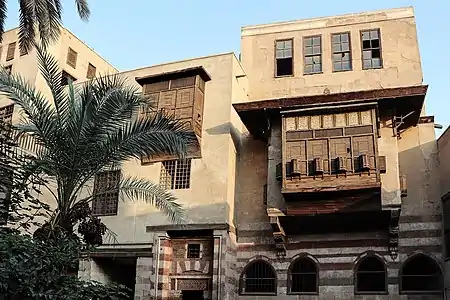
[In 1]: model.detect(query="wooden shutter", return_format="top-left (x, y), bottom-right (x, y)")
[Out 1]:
top-left (66, 47), bottom-right (77, 68)
top-left (20, 45), bottom-right (27, 56)
top-left (330, 137), bottom-right (351, 172)
top-left (87, 63), bottom-right (96, 79)
top-left (6, 42), bottom-right (15, 61)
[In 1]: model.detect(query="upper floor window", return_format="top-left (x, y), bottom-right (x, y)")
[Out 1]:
top-left (303, 36), bottom-right (322, 74)
top-left (61, 70), bottom-right (77, 86)
top-left (288, 257), bottom-right (318, 294)
top-left (0, 104), bottom-right (14, 124)
top-left (92, 170), bottom-right (121, 216)
top-left (275, 39), bottom-right (293, 77)
top-left (6, 42), bottom-right (15, 61)
top-left (87, 63), bottom-right (96, 79)
top-left (332, 32), bottom-right (352, 72)
top-left (67, 47), bottom-right (78, 68)
top-left (400, 254), bottom-right (442, 294)
top-left (160, 159), bottom-right (191, 189)
top-left (3, 65), bottom-right (12, 75)
top-left (20, 46), bottom-right (27, 56)
top-left (355, 256), bottom-right (387, 294)
top-left (361, 29), bottom-right (382, 69)
top-left (240, 260), bottom-right (276, 295)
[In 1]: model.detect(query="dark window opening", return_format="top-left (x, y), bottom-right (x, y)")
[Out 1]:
top-left (332, 33), bottom-right (352, 72)
top-left (61, 70), bottom-right (77, 86)
top-left (361, 29), bottom-right (382, 69)
top-left (92, 170), bottom-right (121, 216)
top-left (275, 39), bottom-right (293, 76)
top-left (3, 65), bottom-right (11, 75)
top-left (401, 254), bottom-right (442, 294)
top-left (187, 243), bottom-right (200, 258)
top-left (355, 256), bottom-right (387, 294)
top-left (240, 261), bottom-right (276, 295)
top-left (160, 159), bottom-right (191, 189)
top-left (289, 257), bottom-right (318, 294)
top-left (304, 36), bottom-right (322, 74)
top-left (445, 229), bottom-right (450, 258)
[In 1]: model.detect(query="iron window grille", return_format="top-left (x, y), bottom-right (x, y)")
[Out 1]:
top-left (187, 243), bottom-right (201, 258)
top-left (400, 254), bottom-right (443, 294)
top-left (240, 261), bottom-right (276, 295)
top-left (355, 256), bottom-right (387, 294)
top-left (288, 257), bottom-right (318, 294)
top-left (160, 159), bottom-right (191, 190)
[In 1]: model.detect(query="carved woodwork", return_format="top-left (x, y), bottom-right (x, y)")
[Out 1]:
top-left (136, 67), bottom-right (210, 164)
top-left (388, 208), bottom-right (400, 260)
top-left (282, 109), bottom-right (381, 194)
top-left (267, 209), bottom-right (286, 257)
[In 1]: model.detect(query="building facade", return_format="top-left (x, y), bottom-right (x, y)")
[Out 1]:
top-left (2, 6), bottom-right (444, 300)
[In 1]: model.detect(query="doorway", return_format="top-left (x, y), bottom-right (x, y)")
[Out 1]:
top-left (182, 290), bottom-right (204, 300)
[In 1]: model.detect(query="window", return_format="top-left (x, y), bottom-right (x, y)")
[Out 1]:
top-left (61, 70), bottom-right (77, 86)
top-left (400, 254), bottom-right (442, 294)
top-left (0, 104), bottom-right (14, 124)
top-left (303, 36), bottom-right (322, 74)
top-left (3, 65), bottom-right (11, 75)
top-left (288, 257), bottom-right (318, 294)
top-left (20, 45), bottom-right (27, 56)
top-left (160, 159), bottom-right (191, 189)
top-left (240, 260), bottom-right (276, 295)
top-left (332, 33), bottom-right (352, 72)
top-left (355, 256), bottom-right (387, 294)
top-left (66, 47), bottom-right (78, 68)
top-left (92, 170), bottom-right (121, 216)
top-left (275, 39), bottom-right (293, 76)
top-left (361, 29), bottom-right (382, 69)
top-left (187, 243), bottom-right (201, 258)
top-left (6, 42), bottom-right (15, 61)
top-left (87, 63), bottom-right (96, 79)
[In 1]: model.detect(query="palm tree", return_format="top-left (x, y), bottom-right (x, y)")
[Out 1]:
top-left (0, 0), bottom-right (90, 52)
top-left (0, 45), bottom-right (193, 244)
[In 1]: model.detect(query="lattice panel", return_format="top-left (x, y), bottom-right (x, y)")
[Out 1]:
top-left (160, 159), bottom-right (192, 189)
top-left (92, 170), bottom-right (121, 216)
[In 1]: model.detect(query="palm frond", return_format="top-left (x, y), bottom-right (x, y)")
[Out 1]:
top-left (0, 0), bottom-right (6, 43)
top-left (18, 0), bottom-right (35, 53)
top-left (75, 0), bottom-right (90, 20)
top-left (119, 176), bottom-right (186, 224)
top-left (35, 0), bottom-right (62, 49)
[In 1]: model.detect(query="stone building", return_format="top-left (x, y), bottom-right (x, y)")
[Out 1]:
top-left (0, 6), bottom-right (445, 300)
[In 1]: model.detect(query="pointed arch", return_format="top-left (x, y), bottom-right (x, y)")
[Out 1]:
top-left (287, 253), bottom-right (319, 295)
top-left (354, 252), bottom-right (387, 294)
top-left (239, 259), bottom-right (277, 295)
top-left (399, 253), bottom-right (443, 294)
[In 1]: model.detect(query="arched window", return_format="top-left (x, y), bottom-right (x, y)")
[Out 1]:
top-left (400, 254), bottom-right (442, 294)
top-left (355, 255), bottom-right (387, 294)
top-left (288, 256), bottom-right (318, 294)
top-left (240, 260), bottom-right (276, 295)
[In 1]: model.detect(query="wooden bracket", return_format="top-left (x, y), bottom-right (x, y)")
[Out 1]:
top-left (269, 214), bottom-right (286, 257)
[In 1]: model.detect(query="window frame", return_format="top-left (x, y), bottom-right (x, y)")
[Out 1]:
top-left (399, 253), bottom-right (443, 295)
top-left (160, 159), bottom-right (192, 190)
top-left (360, 28), bottom-right (383, 70)
top-left (331, 31), bottom-right (352, 72)
top-left (354, 255), bottom-right (388, 295)
top-left (186, 243), bottom-right (201, 259)
top-left (92, 169), bottom-right (121, 216)
top-left (274, 38), bottom-right (294, 78)
top-left (66, 47), bottom-right (78, 69)
top-left (287, 256), bottom-right (319, 295)
top-left (87, 63), bottom-right (96, 79)
top-left (6, 42), bottom-right (15, 61)
top-left (239, 260), bottom-right (277, 296)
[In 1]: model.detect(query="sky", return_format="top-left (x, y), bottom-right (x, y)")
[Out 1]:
top-left (2, 0), bottom-right (450, 134)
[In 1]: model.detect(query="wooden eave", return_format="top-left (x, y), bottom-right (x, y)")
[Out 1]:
top-left (233, 85), bottom-right (428, 138)
top-left (135, 66), bottom-right (211, 86)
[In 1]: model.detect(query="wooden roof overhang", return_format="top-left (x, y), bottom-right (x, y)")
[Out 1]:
top-left (233, 85), bottom-right (428, 140)
top-left (135, 66), bottom-right (212, 85)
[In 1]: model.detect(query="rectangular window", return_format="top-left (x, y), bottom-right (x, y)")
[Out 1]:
top-left (275, 39), bottom-right (293, 76)
top-left (361, 29), bottom-right (382, 69)
top-left (87, 63), bottom-right (96, 79)
top-left (4, 65), bottom-right (11, 75)
top-left (20, 46), bottom-right (27, 56)
top-left (160, 159), bottom-right (191, 189)
top-left (66, 47), bottom-right (78, 68)
top-left (92, 170), bottom-right (121, 216)
top-left (61, 70), bottom-right (77, 86)
top-left (187, 243), bottom-right (201, 258)
top-left (332, 32), bottom-right (352, 72)
top-left (303, 36), bottom-right (322, 74)
top-left (6, 42), bottom-right (15, 61)
top-left (0, 104), bottom-right (14, 124)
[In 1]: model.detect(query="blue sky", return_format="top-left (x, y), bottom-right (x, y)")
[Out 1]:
top-left (3, 0), bottom-right (450, 134)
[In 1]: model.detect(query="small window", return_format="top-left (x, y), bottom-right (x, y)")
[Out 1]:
top-left (87, 63), bottom-right (96, 79)
top-left (400, 254), bottom-right (442, 294)
top-left (6, 42), bottom-right (15, 61)
top-left (303, 36), bottom-right (322, 74)
top-left (0, 104), bottom-right (14, 124)
top-left (240, 260), bottom-right (276, 295)
top-left (275, 39), bottom-right (293, 77)
top-left (4, 65), bottom-right (12, 75)
top-left (288, 257), bottom-right (318, 294)
top-left (66, 47), bottom-right (78, 68)
top-left (61, 70), bottom-right (77, 86)
top-left (20, 46), bottom-right (27, 56)
top-left (361, 29), bottom-right (382, 69)
top-left (332, 33), bottom-right (352, 72)
top-left (355, 256), bottom-right (387, 294)
top-left (187, 244), bottom-right (201, 258)
top-left (160, 159), bottom-right (191, 190)
top-left (92, 170), bottom-right (121, 216)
